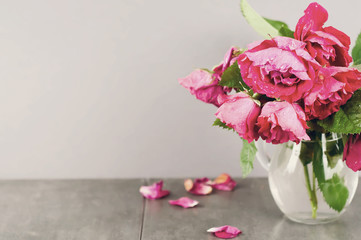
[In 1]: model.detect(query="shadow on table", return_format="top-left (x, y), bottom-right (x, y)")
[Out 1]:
top-left (268, 217), bottom-right (352, 240)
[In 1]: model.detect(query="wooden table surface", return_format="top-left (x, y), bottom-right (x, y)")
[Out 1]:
top-left (0, 178), bottom-right (360, 239)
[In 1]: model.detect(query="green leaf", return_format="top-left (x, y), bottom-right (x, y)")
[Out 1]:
top-left (318, 90), bottom-right (361, 134)
top-left (240, 0), bottom-right (279, 39)
top-left (352, 32), bottom-right (361, 65)
top-left (213, 118), bottom-right (234, 131)
top-left (263, 18), bottom-right (286, 30)
top-left (279, 26), bottom-right (295, 38)
top-left (240, 140), bottom-right (257, 178)
top-left (264, 18), bottom-right (294, 38)
top-left (324, 138), bottom-right (344, 169)
top-left (321, 174), bottom-right (349, 212)
top-left (218, 62), bottom-right (250, 91)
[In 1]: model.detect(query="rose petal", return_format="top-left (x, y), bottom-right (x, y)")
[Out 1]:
top-left (194, 177), bottom-right (212, 185)
top-left (184, 178), bottom-right (213, 195)
top-left (207, 225), bottom-right (242, 239)
top-left (139, 180), bottom-right (170, 199)
top-left (168, 197), bottom-right (199, 208)
top-left (212, 173), bottom-right (237, 191)
top-left (184, 179), bottom-right (194, 192)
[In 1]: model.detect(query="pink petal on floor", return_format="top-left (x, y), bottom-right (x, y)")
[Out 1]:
top-left (139, 180), bottom-right (170, 199)
top-left (184, 178), bottom-right (213, 195)
top-left (207, 225), bottom-right (242, 239)
top-left (212, 173), bottom-right (237, 191)
top-left (195, 177), bottom-right (212, 184)
top-left (168, 197), bottom-right (199, 208)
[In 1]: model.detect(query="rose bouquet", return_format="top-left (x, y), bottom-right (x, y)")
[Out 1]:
top-left (179, 1), bottom-right (361, 223)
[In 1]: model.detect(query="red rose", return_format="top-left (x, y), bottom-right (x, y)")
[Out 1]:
top-left (343, 135), bottom-right (361, 172)
top-left (238, 36), bottom-right (319, 102)
top-left (295, 2), bottom-right (352, 67)
top-left (256, 101), bottom-right (310, 144)
top-left (303, 67), bottom-right (361, 120)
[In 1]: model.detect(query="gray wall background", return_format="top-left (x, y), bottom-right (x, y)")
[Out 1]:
top-left (0, 0), bottom-right (360, 179)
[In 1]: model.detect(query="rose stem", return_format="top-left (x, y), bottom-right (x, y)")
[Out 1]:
top-left (312, 169), bottom-right (318, 211)
top-left (304, 164), bottom-right (318, 219)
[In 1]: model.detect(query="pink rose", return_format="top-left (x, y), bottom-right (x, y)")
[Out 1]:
top-left (213, 46), bottom-right (240, 81)
top-left (303, 67), bottom-right (361, 120)
top-left (295, 2), bottom-right (352, 67)
top-left (343, 135), bottom-right (361, 171)
top-left (238, 36), bottom-right (319, 102)
top-left (178, 69), bottom-right (226, 107)
top-left (256, 101), bottom-right (310, 144)
top-left (215, 92), bottom-right (261, 143)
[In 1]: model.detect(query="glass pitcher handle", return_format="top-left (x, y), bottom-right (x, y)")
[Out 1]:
top-left (255, 140), bottom-right (271, 171)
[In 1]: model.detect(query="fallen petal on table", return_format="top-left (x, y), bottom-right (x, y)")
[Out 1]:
top-left (184, 178), bottom-right (213, 195)
top-left (207, 225), bottom-right (242, 239)
top-left (139, 180), bottom-right (170, 199)
top-left (212, 173), bottom-right (237, 191)
top-left (168, 197), bottom-right (199, 208)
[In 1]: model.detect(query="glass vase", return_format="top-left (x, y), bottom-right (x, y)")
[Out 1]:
top-left (259, 133), bottom-right (359, 224)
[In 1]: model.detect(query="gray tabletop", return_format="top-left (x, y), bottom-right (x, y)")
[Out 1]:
top-left (0, 178), bottom-right (360, 240)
